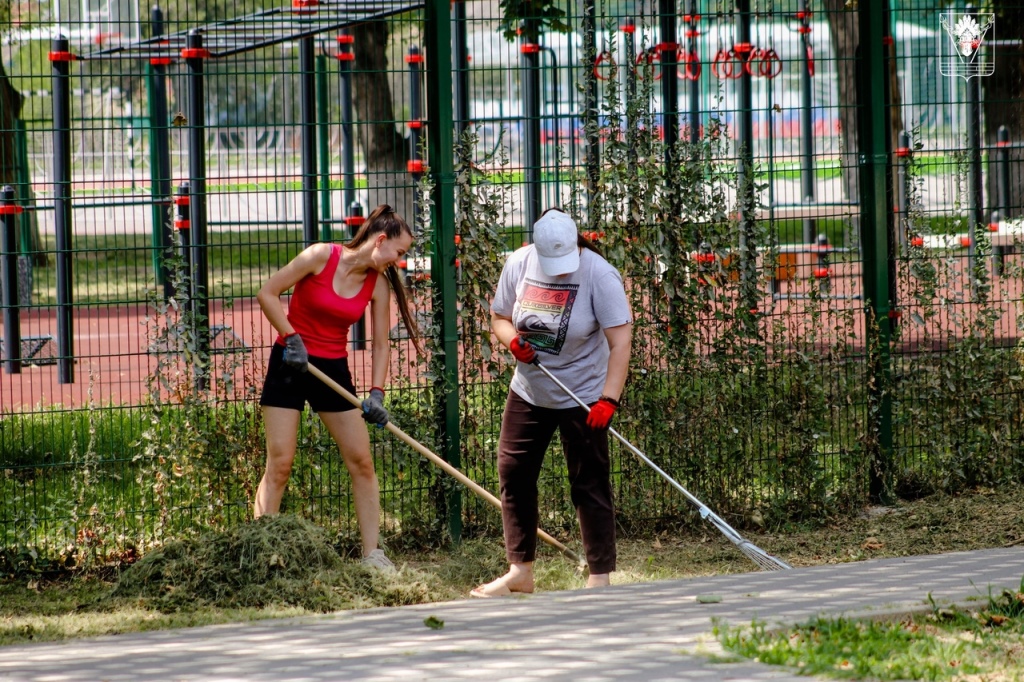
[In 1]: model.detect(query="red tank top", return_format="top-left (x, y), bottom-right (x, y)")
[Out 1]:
top-left (277, 244), bottom-right (378, 358)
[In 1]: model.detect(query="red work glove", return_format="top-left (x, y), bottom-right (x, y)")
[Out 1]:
top-left (587, 397), bottom-right (619, 430)
top-left (509, 335), bottom-right (537, 364)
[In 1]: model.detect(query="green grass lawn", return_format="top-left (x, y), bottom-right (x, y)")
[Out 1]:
top-left (717, 583), bottom-right (1024, 681)
top-left (27, 228), bottom-right (300, 305)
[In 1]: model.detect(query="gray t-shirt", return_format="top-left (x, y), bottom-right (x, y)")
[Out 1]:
top-left (492, 245), bottom-right (632, 409)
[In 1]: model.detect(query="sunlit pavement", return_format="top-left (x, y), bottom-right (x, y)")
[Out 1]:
top-left (1, 547), bottom-right (1022, 681)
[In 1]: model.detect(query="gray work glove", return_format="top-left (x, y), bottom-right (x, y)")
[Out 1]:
top-left (282, 333), bottom-right (308, 372)
top-left (361, 387), bottom-right (389, 427)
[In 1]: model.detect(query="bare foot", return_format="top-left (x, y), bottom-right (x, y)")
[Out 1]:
top-left (470, 565), bottom-right (535, 598)
top-left (586, 573), bottom-right (610, 588)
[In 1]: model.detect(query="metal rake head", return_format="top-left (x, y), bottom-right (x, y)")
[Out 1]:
top-left (738, 541), bottom-right (792, 571)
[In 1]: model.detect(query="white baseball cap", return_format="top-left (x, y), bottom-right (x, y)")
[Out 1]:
top-left (533, 210), bottom-right (580, 276)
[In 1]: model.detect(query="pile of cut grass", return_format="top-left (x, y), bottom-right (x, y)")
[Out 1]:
top-left (107, 515), bottom-right (449, 613)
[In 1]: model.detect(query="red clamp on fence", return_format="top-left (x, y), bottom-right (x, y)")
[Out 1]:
top-left (407, 120), bottom-right (424, 130)
top-left (797, 25), bottom-right (812, 34)
top-left (685, 29), bottom-right (701, 38)
top-left (336, 52), bottom-right (354, 62)
top-left (344, 215), bottom-right (365, 227)
top-left (888, 309), bottom-right (902, 320)
top-left (960, 236), bottom-right (972, 247)
top-left (695, 252), bottom-right (716, 264)
top-left (683, 13), bottom-right (700, 23)
top-left (0, 205), bottom-right (24, 215)
top-left (813, 267), bottom-right (831, 279)
top-left (405, 52), bottom-right (425, 64)
top-left (733, 42), bottom-right (752, 53)
top-left (520, 43), bottom-right (541, 54)
top-left (173, 195), bottom-right (190, 206)
top-left (174, 219), bottom-right (190, 230)
top-left (48, 51), bottom-right (77, 62)
top-left (181, 48), bottom-right (210, 59)
top-left (292, 0), bottom-right (318, 13)
top-left (620, 23), bottom-right (635, 33)
top-left (882, 35), bottom-right (894, 46)
top-left (910, 236), bottom-right (924, 247)
top-left (679, 49), bottom-right (701, 81)
top-left (895, 146), bottom-right (910, 158)
top-left (989, 221), bottom-right (1000, 232)
top-left (593, 50), bottom-right (615, 80)
top-left (337, 34), bottom-right (354, 44)
top-left (407, 159), bottom-right (425, 174)
top-left (150, 56), bottom-right (173, 65)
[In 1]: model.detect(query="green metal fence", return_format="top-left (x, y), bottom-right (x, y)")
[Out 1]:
top-left (2, 0), bottom-right (1023, 565)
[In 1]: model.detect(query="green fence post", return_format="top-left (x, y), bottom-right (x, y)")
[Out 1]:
top-left (13, 120), bottom-right (30, 252)
top-left (857, 3), bottom-right (895, 505)
top-left (147, 6), bottom-right (174, 298)
top-left (424, 0), bottom-right (461, 543)
top-left (316, 52), bottom-right (333, 242)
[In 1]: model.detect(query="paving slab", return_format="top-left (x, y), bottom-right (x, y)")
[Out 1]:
top-left (1, 547), bottom-right (1022, 681)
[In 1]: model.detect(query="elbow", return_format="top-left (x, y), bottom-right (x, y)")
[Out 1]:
top-left (256, 286), bottom-right (275, 311)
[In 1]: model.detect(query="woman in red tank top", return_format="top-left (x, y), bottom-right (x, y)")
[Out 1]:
top-left (254, 204), bottom-right (420, 570)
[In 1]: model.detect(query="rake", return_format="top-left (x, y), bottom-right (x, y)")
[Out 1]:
top-left (533, 361), bottom-right (792, 571)
top-left (306, 363), bottom-right (585, 566)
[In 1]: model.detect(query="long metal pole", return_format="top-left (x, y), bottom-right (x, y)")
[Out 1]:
top-left (685, 0), bottom-right (700, 146)
top-left (1, 186), bottom-right (21, 374)
top-left (316, 52), bottom-right (332, 242)
top-left (521, 22), bottom-right (542, 236)
top-left (50, 37), bottom-right (74, 384)
top-left (424, 0), bottom-right (463, 543)
top-left (185, 30), bottom-right (210, 384)
top-left (996, 125), bottom-right (1011, 217)
top-left (583, 0), bottom-right (599, 222)
top-left (452, 0), bottom-right (471, 137)
top-left (857, 0), bottom-right (895, 504)
top-left (337, 31), bottom-right (357, 215)
top-left (735, 0), bottom-right (756, 304)
top-left (660, 0), bottom-right (679, 174)
top-left (147, 6), bottom-right (174, 299)
top-left (300, 37), bottom-right (319, 246)
top-left (799, 0), bottom-right (816, 244)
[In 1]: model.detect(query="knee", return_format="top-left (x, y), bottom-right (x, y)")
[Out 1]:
top-left (263, 458), bottom-right (294, 488)
top-left (346, 453), bottom-right (378, 483)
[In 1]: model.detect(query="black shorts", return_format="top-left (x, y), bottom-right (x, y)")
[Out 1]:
top-left (259, 344), bottom-right (359, 413)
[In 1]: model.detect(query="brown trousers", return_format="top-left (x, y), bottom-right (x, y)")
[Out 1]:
top-left (497, 391), bottom-right (616, 574)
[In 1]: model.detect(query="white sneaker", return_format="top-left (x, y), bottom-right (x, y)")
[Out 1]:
top-left (361, 548), bottom-right (395, 571)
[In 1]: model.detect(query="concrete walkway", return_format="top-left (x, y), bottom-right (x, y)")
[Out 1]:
top-left (1, 547), bottom-right (1022, 682)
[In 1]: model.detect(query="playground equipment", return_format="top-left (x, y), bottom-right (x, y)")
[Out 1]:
top-left (0, 1), bottom-right (427, 386)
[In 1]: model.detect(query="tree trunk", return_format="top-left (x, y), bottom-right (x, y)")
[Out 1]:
top-left (982, 3), bottom-right (1024, 218)
top-left (351, 20), bottom-right (414, 224)
top-left (0, 60), bottom-right (23, 186)
top-left (823, 0), bottom-right (860, 246)
top-left (823, 0), bottom-right (903, 248)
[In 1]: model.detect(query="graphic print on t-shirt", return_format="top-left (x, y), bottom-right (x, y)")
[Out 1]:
top-left (516, 278), bottom-right (578, 354)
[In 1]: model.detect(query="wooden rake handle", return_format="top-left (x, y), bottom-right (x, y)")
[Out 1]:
top-left (306, 364), bottom-right (583, 565)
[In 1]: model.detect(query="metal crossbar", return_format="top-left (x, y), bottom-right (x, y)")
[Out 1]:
top-left (82, 0), bottom-right (425, 60)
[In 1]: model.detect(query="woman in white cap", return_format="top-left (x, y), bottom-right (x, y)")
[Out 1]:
top-left (471, 208), bottom-right (633, 597)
